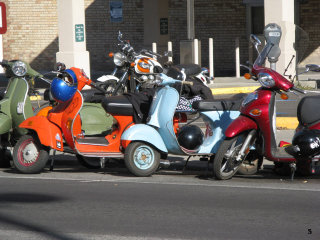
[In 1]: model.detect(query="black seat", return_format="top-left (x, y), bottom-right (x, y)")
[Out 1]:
top-left (166, 64), bottom-right (202, 80)
top-left (297, 95), bottom-right (320, 126)
top-left (192, 93), bottom-right (247, 111)
top-left (44, 89), bottom-right (105, 103)
top-left (102, 95), bottom-right (134, 116)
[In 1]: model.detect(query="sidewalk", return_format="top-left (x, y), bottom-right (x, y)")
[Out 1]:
top-left (208, 77), bottom-right (299, 130)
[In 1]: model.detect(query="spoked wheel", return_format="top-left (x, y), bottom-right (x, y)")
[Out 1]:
top-left (76, 155), bottom-right (101, 169)
top-left (237, 151), bottom-right (263, 175)
top-left (213, 134), bottom-right (250, 180)
top-left (124, 142), bottom-right (160, 177)
top-left (13, 135), bottom-right (49, 174)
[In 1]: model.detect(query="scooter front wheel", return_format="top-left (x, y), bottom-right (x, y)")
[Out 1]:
top-left (13, 135), bottom-right (49, 174)
top-left (124, 142), bottom-right (160, 177)
top-left (213, 134), bottom-right (247, 180)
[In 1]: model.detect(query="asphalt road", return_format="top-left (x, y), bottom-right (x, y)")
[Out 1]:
top-left (0, 155), bottom-right (320, 240)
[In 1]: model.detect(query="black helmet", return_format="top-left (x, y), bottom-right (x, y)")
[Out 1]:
top-left (177, 125), bottom-right (204, 150)
top-left (287, 129), bottom-right (320, 157)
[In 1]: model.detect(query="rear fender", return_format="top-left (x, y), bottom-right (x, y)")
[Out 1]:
top-left (225, 115), bottom-right (257, 138)
top-left (19, 116), bottom-right (63, 151)
top-left (121, 124), bottom-right (167, 153)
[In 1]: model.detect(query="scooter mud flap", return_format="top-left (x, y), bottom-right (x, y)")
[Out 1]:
top-left (19, 116), bottom-right (63, 151)
top-left (121, 124), bottom-right (168, 153)
top-left (225, 115), bottom-right (257, 138)
top-left (0, 113), bottom-right (11, 134)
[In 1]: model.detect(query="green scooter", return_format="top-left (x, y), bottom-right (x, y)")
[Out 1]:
top-left (0, 60), bottom-right (51, 167)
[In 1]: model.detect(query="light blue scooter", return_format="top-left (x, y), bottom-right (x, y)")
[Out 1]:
top-left (121, 72), bottom-right (245, 177)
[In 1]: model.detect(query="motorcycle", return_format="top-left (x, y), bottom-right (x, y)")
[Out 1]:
top-left (0, 60), bottom-right (52, 167)
top-left (97, 31), bottom-right (211, 95)
top-left (213, 23), bottom-right (320, 180)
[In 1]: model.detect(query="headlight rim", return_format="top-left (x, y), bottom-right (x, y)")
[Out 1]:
top-left (113, 52), bottom-right (127, 67)
top-left (12, 60), bottom-right (27, 77)
top-left (258, 72), bottom-right (275, 88)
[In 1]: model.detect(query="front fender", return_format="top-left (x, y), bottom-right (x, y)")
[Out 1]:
top-left (225, 115), bottom-right (257, 138)
top-left (19, 116), bottom-right (63, 150)
top-left (121, 124), bottom-right (168, 153)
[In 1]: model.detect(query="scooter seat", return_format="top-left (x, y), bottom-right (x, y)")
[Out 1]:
top-left (102, 95), bottom-right (134, 116)
top-left (297, 95), bottom-right (320, 126)
top-left (192, 93), bottom-right (246, 111)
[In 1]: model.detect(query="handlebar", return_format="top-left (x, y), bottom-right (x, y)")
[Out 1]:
top-left (90, 82), bottom-right (107, 94)
top-left (291, 86), bottom-right (306, 94)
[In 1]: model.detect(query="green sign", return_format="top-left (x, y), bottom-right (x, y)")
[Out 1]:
top-left (75, 24), bottom-right (84, 42)
top-left (160, 18), bottom-right (168, 35)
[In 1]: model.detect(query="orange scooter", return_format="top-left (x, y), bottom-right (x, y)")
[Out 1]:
top-left (13, 67), bottom-right (149, 175)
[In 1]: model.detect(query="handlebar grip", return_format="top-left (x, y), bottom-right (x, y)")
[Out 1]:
top-left (291, 86), bottom-right (306, 94)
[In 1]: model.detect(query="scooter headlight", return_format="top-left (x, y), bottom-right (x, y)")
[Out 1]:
top-left (12, 61), bottom-right (27, 77)
top-left (258, 72), bottom-right (275, 88)
top-left (242, 92), bottom-right (258, 107)
top-left (113, 52), bottom-right (127, 67)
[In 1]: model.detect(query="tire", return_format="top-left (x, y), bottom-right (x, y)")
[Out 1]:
top-left (76, 155), bottom-right (101, 169)
top-left (0, 148), bottom-right (12, 168)
top-left (13, 135), bottom-right (49, 174)
top-left (213, 134), bottom-right (248, 180)
top-left (124, 142), bottom-right (160, 177)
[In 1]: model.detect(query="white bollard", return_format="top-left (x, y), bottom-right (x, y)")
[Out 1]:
top-left (168, 41), bottom-right (173, 62)
top-left (152, 42), bottom-right (157, 59)
top-left (235, 37), bottom-right (240, 78)
top-left (194, 38), bottom-right (199, 64)
top-left (209, 38), bottom-right (214, 80)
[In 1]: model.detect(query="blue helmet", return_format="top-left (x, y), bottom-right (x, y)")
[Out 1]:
top-left (50, 69), bottom-right (78, 102)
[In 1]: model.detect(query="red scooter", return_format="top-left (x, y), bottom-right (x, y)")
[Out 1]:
top-left (213, 28), bottom-right (320, 180)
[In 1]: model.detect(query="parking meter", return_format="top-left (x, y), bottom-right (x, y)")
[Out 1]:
top-left (264, 23), bottom-right (282, 70)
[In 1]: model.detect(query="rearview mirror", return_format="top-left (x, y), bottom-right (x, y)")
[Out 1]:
top-left (250, 34), bottom-right (262, 54)
top-left (306, 64), bottom-right (320, 72)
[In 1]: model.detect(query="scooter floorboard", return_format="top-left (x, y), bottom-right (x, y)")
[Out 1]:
top-left (76, 137), bottom-right (109, 146)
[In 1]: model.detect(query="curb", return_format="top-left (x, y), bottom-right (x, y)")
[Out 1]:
top-left (211, 86), bottom-right (258, 95)
top-left (276, 117), bottom-right (298, 130)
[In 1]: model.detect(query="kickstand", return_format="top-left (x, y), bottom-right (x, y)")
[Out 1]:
top-left (290, 163), bottom-right (296, 181)
top-left (100, 157), bottom-right (109, 174)
top-left (182, 156), bottom-right (192, 173)
top-left (49, 150), bottom-right (56, 171)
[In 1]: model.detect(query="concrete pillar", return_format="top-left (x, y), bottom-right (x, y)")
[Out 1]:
top-left (143, 0), bottom-right (169, 48)
top-left (187, 0), bottom-right (195, 40)
top-left (56, 0), bottom-right (90, 77)
top-left (264, 0), bottom-right (295, 77)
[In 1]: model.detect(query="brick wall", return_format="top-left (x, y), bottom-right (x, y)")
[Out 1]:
top-left (2, 0), bottom-right (58, 71)
top-left (1, 0), bottom-right (319, 75)
top-left (299, 0), bottom-right (320, 65)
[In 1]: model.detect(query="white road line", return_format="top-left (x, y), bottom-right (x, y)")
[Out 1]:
top-left (0, 175), bottom-right (319, 192)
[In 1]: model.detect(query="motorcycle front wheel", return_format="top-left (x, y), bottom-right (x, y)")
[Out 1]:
top-left (13, 135), bottom-right (49, 174)
top-left (213, 134), bottom-right (248, 180)
top-left (124, 142), bottom-right (160, 177)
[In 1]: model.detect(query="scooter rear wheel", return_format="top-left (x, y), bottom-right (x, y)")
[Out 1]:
top-left (124, 142), bottom-right (160, 177)
top-left (213, 134), bottom-right (247, 180)
top-left (13, 135), bottom-right (49, 174)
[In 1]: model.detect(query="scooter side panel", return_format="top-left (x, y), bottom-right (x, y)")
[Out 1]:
top-left (0, 113), bottom-right (11, 134)
top-left (147, 86), bottom-right (183, 154)
top-left (19, 116), bottom-right (63, 151)
top-left (121, 124), bottom-right (168, 153)
top-left (198, 110), bottom-right (240, 154)
top-left (224, 115), bottom-right (257, 138)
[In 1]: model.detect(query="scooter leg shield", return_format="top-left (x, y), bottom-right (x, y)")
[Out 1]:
top-left (121, 124), bottom-right (168, 153)
top-left (225, 116), bottom-right (257, 138)
top-left (0, 113), bottom-right (11, 135)
top-left (19, 116), bottom-right (63, 151)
